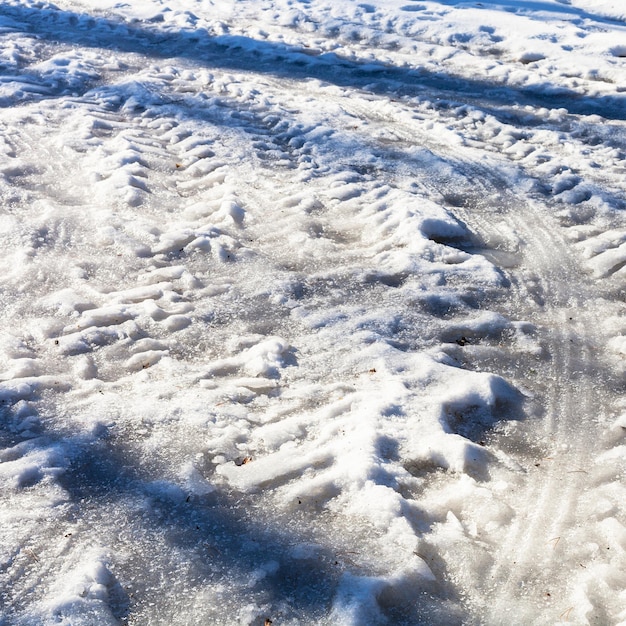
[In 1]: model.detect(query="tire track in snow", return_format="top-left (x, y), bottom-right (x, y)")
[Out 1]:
top-left (479, 216), bottom-right (595, 621)
top-left (431, 157), bottom-right (626, 624)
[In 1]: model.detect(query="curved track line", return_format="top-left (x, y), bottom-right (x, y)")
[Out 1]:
top-left (446, 165), bottom-right (621, 624)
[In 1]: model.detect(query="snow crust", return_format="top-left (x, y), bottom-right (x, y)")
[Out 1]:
top-left (0, 0), bottom-right (625, 624)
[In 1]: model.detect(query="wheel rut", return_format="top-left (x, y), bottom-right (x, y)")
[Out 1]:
top-left (438, 162), bottom-right (624, 624)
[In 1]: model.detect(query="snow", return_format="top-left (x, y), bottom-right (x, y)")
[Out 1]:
top-left (0, 0), bottom-right (625, 624)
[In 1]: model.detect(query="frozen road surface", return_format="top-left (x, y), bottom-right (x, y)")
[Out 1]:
top-left (0, 0), bottom-right (625, 624)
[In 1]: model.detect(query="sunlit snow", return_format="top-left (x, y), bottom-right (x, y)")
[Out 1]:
top-left (0, 0), bottom-right (625, 624)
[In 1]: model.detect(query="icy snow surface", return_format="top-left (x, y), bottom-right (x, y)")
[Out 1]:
top-left (0, 0), bottom-right (625, 624)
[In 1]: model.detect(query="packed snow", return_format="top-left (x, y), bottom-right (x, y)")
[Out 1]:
top-left (0, 0), bottom-right (625, 624)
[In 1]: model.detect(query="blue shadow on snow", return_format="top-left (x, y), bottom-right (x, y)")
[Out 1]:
top-left (0, 3), bottom-right (624, 120)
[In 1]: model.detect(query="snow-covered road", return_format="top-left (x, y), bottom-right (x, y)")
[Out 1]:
top-left (1, 1), bottom-right (625, 624)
